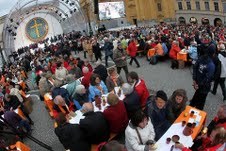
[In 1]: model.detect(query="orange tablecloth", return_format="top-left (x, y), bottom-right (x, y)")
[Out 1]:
top-left (174, 106), bottom-right (207, 139)
top-left (177, 52), bottom-right (188, 61)
top-left (10, 141), bottom-right (30, 151)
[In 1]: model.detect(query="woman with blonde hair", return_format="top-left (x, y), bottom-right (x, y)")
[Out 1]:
top-left (106, 67), bottom-right (124, 92)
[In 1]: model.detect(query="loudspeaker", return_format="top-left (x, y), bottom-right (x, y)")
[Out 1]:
top-left (133, 19), bottom-right (137, 26)
top-left (94, 0), bottom-right (99, 14)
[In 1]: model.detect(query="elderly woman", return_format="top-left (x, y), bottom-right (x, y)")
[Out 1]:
top-left (38, 72), bottom-right (52, 100)
top-left (103, 93), bottom-right (128, 133)
top-left (122, 83), bottom-right (141, 118)
top-left (125, 110), bottom-right (155, 151)
top-left (88, 73), bottom-right (108, 101)
top-left (167, 89), bottom-right (188, 123)
top-left (73, 84), bottom-right (90, 107)
top-left (106, 67), bottom-right (124, 92)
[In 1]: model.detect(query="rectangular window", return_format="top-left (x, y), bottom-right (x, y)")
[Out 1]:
top-left (178, 2), bottom-right (183, 10)
top-left (214, 2), bottom-right (219, 11)
top-left (195, 1), bottom-right (200, 10)
top-left (205, 1), bottom-right (210, 10)
top-left (186, 1), bottom-right (191, 10)
top-left (223, 3), bottom-right (226, 13)
top-left (157, 3), bottom-right (162, 11)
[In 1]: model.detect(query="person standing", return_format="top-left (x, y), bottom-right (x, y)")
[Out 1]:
top-left (190, 45), bottom-right (216, 110)
top-left (211, 44), bottom-right (226, 102)
top-left (113, 42), bottom-right (129, 75)
top-left (103, 37), bottom-right (114, 67)
top-left (128, 38), bottom-right (140, 68)
top-left (92, 40), bottom-right (102, 61)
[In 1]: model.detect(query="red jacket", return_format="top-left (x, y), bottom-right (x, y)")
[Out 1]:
top-left (169, 43), bottom-right (181, 60)
top-left (134, 79), bottom-right (150, 107)
top-left (81, 72), bottom-right (92, 89)
top-left (103, 101), bottom-right (128, 133)
top-left (128, 41), bottom-right (137, 57)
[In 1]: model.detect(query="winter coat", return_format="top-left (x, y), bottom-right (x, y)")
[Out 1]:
top-left (169, 43), bottom-right (181, 60)
top-left (128, 41), bottom-right (137, 57)
top-left (134, 79), bottom-right (150, 108)
top-left (146, 96), bottom-right (171, 141)
top-left (81, 71), bottom-right (92, 89)
top-left (92, 43), bottom-right (102, 57)
top-left (73, 92), bottom-right (90, 106)
top-left (103, 42), bottom-right (114, 56)
top-left (123, 91), bottom-right (141, 118)
top-left (79, 111), bottom-right (110, 144)
top-left (66, 80), bottom-right (81, 98)
top-left (55, 67), bottom-right (68, 81)
top-left (55, 123), bottom-right (91, 151)
top-left (39, 77), bottom-right (51, 97)
top-left (193, 55), bottom-right (215, 91)
top-left (113, 48), bottom-right (127, 67)
top-left (105, 75), bottom-right (124, 92)
top-left (125, 119), bottom-right (155, 151)
top-left (218, 51), bottom-right (226, 78)
top-left (167, 99), bottom-right (186, 123)
top-left (103, 101), bottom-right (128, 133)
top-left (155, 43), bottom-right (164, 56)
top-left (162, 42), bottom-right (169, 55)
top-left (68, 67), bottom-right (82, 79)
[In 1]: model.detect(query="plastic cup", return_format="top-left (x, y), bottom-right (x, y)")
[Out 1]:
top-left (190, 111), bottom-right (195, 117)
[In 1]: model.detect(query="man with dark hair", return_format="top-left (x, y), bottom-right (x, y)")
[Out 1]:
top-left (127, 71), bottom-right (149, 107)
top-left (55, 113), bottom-right (90, 151)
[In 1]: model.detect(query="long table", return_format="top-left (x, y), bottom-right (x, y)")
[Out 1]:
top-left (156, 106), bottom-right (206, 151)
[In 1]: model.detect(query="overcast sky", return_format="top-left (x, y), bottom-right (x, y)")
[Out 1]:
top-left (0, 0), bottom-right (18, 17)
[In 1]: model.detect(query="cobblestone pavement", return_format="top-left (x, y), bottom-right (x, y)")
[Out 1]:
top-left (24, 54), bottom-right (225, 151)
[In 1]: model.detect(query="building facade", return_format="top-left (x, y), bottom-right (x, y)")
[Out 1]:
top-left (175, 0), bottom-right (225, 26)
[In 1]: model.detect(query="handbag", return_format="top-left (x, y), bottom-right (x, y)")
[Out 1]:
top-left (135, 128), bottom-right (143, 145)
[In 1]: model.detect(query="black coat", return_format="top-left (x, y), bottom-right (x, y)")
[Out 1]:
top-left (123, 91), bottom-right (141, 118)
top-left (79, 111), bottom-right (110, 144)
top-left (93, 64), bottom-right (108, 82)
top-left (55, 123), bottom-right (90, 151)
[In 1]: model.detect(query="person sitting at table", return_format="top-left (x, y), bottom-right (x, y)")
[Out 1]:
top-left (4, 94), bottom-right (34, 125)
top-left (55, 61), bottom-right (68, 82)
top-left (145, 90), bottom-right (171, 141)
top-left (81, 67), bottom-right (92, 89)
top-left (68, 62), bottom-right (83, 79)
top-left (82, 59), bottom-right (93, 73)
top-left (54, 113), bottom-right (91, 151)
top-left (106, 67), bottom-right (124, 92)
top-left (125, 110), bottom-right (155, 151)
top-left (65, 74), bottom-right (80, 99)
top-left (79, 102), bottom-right (110, 144)
top-left (1, 108), bottom-right (31, 134)
top-left (169, 40), bottom-right (181, 69)
top-left (122, 83), bottom-right (141, 118)
top-left (103, 93), bottom-right (128, 133)
top-left (93, 60), bottom-right (108, 82)
top-left (175, 126), bottom-right (226, 151)
top-left (187, 41), bottom-right (198, 63)
top-left (73, 84), bottom-right (90, 107)
top-left (88, 73), bottom-right (108, 101)
top-left (167, 89), bottom-right (188, 123)
top-left (127, 71), bottom-right (149, 108)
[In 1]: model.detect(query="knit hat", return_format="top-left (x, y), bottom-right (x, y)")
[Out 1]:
top-left (156, 90), bottom-right (168, 102)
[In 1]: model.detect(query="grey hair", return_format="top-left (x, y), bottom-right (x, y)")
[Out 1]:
top-left (82, 67), bottom-right (89, 74)
top-left (122, 83), bottom-right (133, 95)
top-left (65, 74), bottom-right (75, 84)
top-left (82, 103), bottom-right (94, 113)
top-left (75, 84), bottom-right (85, 94)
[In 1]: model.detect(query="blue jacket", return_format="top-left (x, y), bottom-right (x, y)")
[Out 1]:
top-left (88, 81), bottom-right (108, 101)
top-left (193, 56), bottom-right (215, 88)
top-left (162, 43), bottom-right (168, 55)
top-left (103, 42), bottom-right (113, 56)
top-left (187, 46), bottom-right (198, 60)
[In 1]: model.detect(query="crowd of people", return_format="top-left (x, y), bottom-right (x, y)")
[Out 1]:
top-left (0, 23), bottom-right (225, 151)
